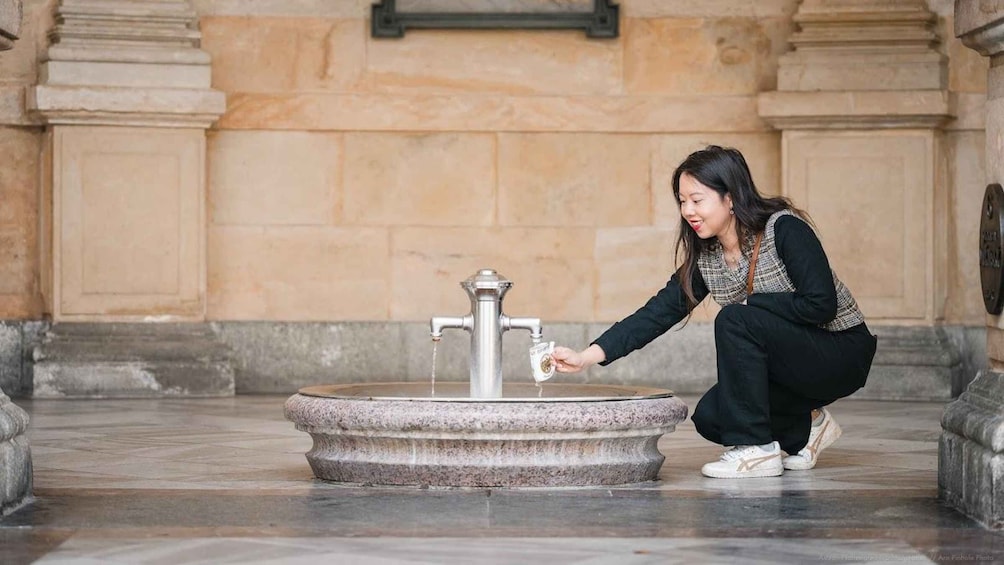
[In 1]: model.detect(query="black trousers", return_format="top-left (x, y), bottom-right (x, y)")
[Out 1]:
top-left (692, 304), bottom-right (877, 454)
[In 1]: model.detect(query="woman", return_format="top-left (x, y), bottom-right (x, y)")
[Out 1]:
top-left (552, 145), bottom-right (877, 479)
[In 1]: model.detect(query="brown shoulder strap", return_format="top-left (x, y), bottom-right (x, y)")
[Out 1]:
top-left (746, 232), bottom-right (763, 296)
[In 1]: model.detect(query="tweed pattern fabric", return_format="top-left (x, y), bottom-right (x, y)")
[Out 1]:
top-left (696, 210), bottom-right (865, 332)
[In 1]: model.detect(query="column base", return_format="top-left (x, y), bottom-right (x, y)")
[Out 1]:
top-left (939, 370), bottom-right (1004, 530)
top-left (0, 391), bottom-right (31, 515)
top-left (32, 323), bottom-right (235, 399)
top-left (862, 326), bottom-right (962, 401)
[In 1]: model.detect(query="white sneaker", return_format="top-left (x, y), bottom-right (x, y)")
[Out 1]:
top-left (701, 442), bottom-right (783, 479)
top-left (782, 408), bottom-right (842, 471)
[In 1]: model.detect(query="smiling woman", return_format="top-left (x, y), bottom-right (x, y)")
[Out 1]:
top-left (678, 174), bottom-right (738, 266)
top-left (551, 145), bottom-right (878, 480)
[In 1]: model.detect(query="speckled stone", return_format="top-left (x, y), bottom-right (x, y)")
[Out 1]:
top-left (285, 384), bottom-right (688, 487)
top-left (31, 324), bottom-right (234, 398)
top-left (0, 323), bottom-right (20, 397)
top-left (939, 370), bottom-right (1004, 530)
top-left (0, 389), bottom-right (31, 514)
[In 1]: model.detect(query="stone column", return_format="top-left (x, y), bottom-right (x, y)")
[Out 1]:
top-left (0, 0), bottom-right (31, 515)
top-left (758, 0), bottom-right (957, 400)
top-left (25, 0), bottom-right (232, 398)
top-left (939, 1), bottom-right (1004, 531)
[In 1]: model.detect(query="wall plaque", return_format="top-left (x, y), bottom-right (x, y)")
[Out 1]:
top-left (372, 0), bottom-right (619, 39)
top-left (980, 183), bottom-right (1004, 315)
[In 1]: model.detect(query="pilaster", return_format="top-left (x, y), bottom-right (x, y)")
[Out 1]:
top-left (26, 0), bottom-right (232, 398)
top-left (29, 0), bottom-right (224, 322)
top-left (758, 0), bottom-right (954, 399)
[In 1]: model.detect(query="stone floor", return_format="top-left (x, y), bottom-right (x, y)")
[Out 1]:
top-left (1, 394), bottom-right (1001, 564)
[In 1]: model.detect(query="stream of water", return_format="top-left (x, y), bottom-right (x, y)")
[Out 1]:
top-left (430, 339), bottom-right (438, 397)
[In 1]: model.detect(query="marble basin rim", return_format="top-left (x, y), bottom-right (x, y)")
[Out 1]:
top-left (285, 381), bottom-right (689, 488)
top-left (297, 382), bottom-right (675, 402)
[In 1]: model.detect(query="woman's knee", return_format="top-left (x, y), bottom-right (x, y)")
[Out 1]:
top-left (714, 305), bottom-right (759, 345)
top-left (714, 303), bottom-right (749, 332)
top-left (691, 391), bottom-right (719, 439)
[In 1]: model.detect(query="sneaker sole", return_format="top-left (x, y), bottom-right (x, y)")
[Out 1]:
top-left (701, 464), bottom-right (784, 479)
top-left (783, 417), bottom-right (843, 471)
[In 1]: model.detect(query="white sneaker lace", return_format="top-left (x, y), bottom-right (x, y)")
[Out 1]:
top-left (721, 445), bottom-right (761, 462)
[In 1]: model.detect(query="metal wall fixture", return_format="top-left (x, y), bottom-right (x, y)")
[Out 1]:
top-left (371, 0), bottom-right (619, 39)
top-left (981, 183), bottom-right (1004, 315)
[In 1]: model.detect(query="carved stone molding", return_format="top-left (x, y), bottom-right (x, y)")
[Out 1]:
top-left (778, 0), bottom-right (945, 92)
top-left (940, 370), bottom-right (1004, 529)
top-left (27, 0), bottom-right (224, 127)
top-left (759, 0), bottom-right (951, 129)
top-left (956, 0), bottom-right (1004, 58)
top-left (0, 0), bottom-right (20, 51)
top-left (759, 90), bottom-right (954, 130)
top-left (0, 389), bottom-right (31, 515)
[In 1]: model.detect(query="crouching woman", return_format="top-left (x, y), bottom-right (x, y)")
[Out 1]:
top-left (552, 145), bottom-right (877, 479)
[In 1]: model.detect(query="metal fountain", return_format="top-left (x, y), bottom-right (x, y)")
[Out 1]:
top-left (429, 269), bottom-right (542, 398)
top-left (285, 269), bottom-right (688, 487)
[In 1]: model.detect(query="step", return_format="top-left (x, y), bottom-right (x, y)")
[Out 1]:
top-left (31, 323), bottom-right (235, 399)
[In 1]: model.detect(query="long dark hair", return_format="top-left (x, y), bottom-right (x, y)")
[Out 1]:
top-left (672, 145), bottom-right (808, 309)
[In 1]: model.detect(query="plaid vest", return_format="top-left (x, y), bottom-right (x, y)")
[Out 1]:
top-left (696, 210), bottom-right (865, 332)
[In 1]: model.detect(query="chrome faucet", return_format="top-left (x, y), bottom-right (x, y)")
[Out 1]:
top-left (430, 269), bottom-right (543, 399)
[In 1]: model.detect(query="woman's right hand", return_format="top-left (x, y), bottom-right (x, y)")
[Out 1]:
top-left (551, 344), bottom-right (606, 374)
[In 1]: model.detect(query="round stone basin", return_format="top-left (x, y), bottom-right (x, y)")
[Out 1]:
top-left (298, 382), bottom-right (674, 402)
top-left (285, 382), bottom-right (689, 488)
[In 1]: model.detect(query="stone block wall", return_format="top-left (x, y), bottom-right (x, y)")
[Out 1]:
top-left (191, 0), bottom-right (986, 331)
top-left (0, 0), bottom-right (987, 329)
top-left (198, 0), bottom-right (794, 325)
top-left (0, 0), bottom-right (50, 321)
top-left (0, 128), bottom-right (40, 319)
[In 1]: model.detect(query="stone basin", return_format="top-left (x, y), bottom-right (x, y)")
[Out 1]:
top-left (285, 382), bottom-right (688, 487)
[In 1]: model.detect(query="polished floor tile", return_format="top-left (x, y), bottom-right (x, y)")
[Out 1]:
top-left (1, 395), bottom-right (1000, 564)
top-left (34, 537), bottom-right (934, 565)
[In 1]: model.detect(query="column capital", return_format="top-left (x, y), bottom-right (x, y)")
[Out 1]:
top-left (760, 0), bottom-right (951, 129)
top-left (778, 0), bottom-right (945, 92)
top-left (955, 0), bottom-right (1004, 58)
top-left (28, 0), bottom-right (224, 128)
top-left (0, 0), bottom-right (21, 51)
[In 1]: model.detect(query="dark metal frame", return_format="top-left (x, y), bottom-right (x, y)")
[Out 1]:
top-left (371, 0), bottom-right (619, 39)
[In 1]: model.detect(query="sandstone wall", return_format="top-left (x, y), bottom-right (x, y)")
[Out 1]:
top-left (0, 0), bottom-right (989, 327)
top-left (0, 0), bottom-right (50, 320)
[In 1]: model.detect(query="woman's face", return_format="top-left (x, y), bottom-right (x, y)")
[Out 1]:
top-left (678, 172), bottom-right (734, 240)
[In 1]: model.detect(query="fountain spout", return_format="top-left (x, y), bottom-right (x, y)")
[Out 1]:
top-left (430, 315), bottom-right (471, 341)
top-left (504, 316), bottom-right (543, 344)
top-left (429, 269), bottom-right (543, 399)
